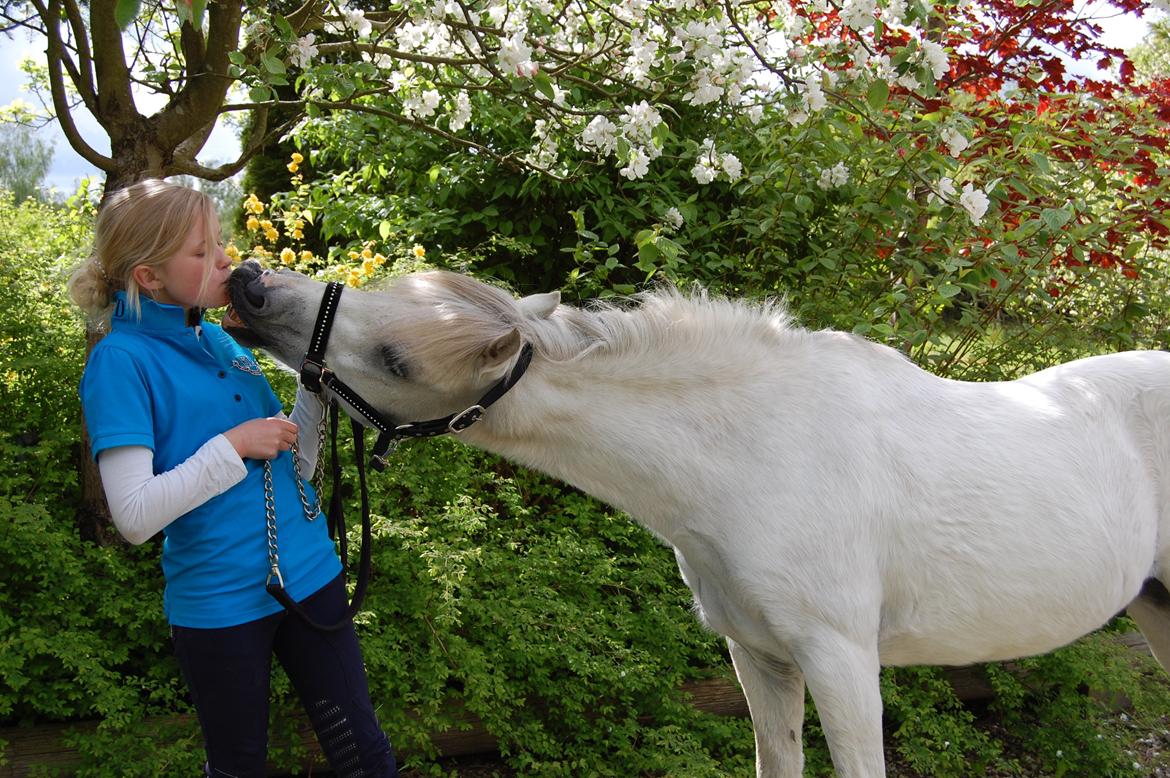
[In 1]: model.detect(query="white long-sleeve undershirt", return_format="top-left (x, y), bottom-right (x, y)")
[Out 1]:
top-left (98, 388), bottom-right (326, 545)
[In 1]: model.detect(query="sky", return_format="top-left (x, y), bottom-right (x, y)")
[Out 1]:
top-left (0, 6), bottom-right (1156, 196)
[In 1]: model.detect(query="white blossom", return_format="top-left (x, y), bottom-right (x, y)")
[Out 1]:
top-left (580, 115), bottom-right (619, 155)
top-left (883, 0), bottom-right (906, 24)
top-left (940, 127), bottom-right (969, 157)
top-left (486, 3), bottom-right (508, 26)
top-left (620, 100), bottom-right (662, 145)
top-left (803, 73), bottom-right (827, 113)
top-left (818, 162), bottom-right (850, 189)
top-left (664, 207), bottom-right (684, 229)
top-left (343, 8), bottom-right (372, 38)
top-left (623, 30), bottom-right (660, 87)
top-left (620, 147), bottom-right (651, 179)
top-left (959, 183), bottom-right (990, 225)
top-left (404, 89), bottom-right (442, 120)
top-left (448, 92), bottom-right (472, 132)
top-left (499, 28), bottom-right (538, 76)
top-left (692, 158), bottom-right (718, 184)
top-left (721, 152), bottom-right (743, 181)
top-left (289, 34), bottom-right (318, 68)
top-left (841, 0), bottom-right (877, 30)
top-left (921, 39), bottom-right (949, 81)
top-left (527, 120), bottom-right (560, 169)
top-left (396, 22), bottom-right (429, 52)
top-left (938, 177), bottom-right (957, 199)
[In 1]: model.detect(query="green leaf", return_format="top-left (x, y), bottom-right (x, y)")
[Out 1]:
top-left (1030, 153), bottom-right (1052, 174)
top-left (274, 15), bottom-right (295, 37)
top-left (1041, 207), bottom-right (1071, 231)
top-left (114, 0), bottom-right (141, 29)
top-left (937, 283), bottom-right (962, 298)
top-left (262, 53), bottom-right (287, 75)
top-left (191, 0), bottom-right (208, 29)
top-left (867, 79), bottom-right (889, 112)
top-left (532, 70), bottom-right (555, 100)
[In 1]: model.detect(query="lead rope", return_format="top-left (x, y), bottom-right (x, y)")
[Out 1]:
top-left (263, 437), bottom-right (318, 589)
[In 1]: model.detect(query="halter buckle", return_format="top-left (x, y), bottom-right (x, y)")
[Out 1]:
top-left (300, 358), bottom-right (331, 394)
top-left (448, 405), bottom-right (485, 433)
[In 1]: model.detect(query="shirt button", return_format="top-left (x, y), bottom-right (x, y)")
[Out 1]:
top-left (218, 370), bottom-right (226, 378)
top-left (234, 394), bottom-right (242, 402)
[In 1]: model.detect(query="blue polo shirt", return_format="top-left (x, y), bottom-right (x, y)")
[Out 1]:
top-left (80, 292), bottom-right (341, 627)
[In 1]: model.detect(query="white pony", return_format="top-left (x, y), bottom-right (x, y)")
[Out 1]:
top-left (227, 261), bottom-right (1170, 778)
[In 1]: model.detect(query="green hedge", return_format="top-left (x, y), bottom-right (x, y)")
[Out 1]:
top-left (2, 192), bottom-right (1169, 777)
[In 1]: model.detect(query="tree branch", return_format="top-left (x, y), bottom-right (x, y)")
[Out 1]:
top-left (154, 0), bottom-right (243, 152)
top-left (34, 0), bottom-right (115, 172)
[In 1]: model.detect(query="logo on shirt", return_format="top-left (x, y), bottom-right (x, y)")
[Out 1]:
top-left (231, 355), bottom-right (263, 375)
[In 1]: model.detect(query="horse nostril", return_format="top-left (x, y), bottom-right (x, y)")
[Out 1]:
top-left (243, 284), bottom-right (265, 308)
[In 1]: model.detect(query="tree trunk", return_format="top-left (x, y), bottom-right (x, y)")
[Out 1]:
top-left (75, 327), bottom-right (119, 544)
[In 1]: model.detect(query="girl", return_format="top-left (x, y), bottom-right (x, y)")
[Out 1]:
top-left (68, 179), bottom-right (397, 778)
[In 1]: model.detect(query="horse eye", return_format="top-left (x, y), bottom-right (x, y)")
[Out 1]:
top-left (380, 345), bottom-right (409, 379)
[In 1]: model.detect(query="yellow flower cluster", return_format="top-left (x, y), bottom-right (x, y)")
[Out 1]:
top-left (287, 151), bottom-right (304, 174)
top-left (341, 244), bottom-right (389, 287)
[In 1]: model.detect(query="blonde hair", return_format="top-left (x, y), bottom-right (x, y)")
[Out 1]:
top-left (67, 179), bottom-right (221, 323)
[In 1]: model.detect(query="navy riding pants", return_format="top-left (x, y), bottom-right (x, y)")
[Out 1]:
top-left (172, 574), bottom-right (397, 778)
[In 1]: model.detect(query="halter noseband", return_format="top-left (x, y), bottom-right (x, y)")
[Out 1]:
top-left (299, 281), bottom-right (534, 471)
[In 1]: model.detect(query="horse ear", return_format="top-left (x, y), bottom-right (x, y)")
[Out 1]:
top-left (516, 291), bottom-right (560, 320)
top-left (479, 327), bottom-right (522, 370)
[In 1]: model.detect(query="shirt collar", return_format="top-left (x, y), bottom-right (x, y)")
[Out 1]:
top-left (111, 290), bottom-right (204, 333)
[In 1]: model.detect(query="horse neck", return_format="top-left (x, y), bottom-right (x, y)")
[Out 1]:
top-left (463, 302), bottom-right (791, 538)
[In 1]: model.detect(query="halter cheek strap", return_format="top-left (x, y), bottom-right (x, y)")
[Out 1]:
top-left (298, 281), bottom-right (534, 472)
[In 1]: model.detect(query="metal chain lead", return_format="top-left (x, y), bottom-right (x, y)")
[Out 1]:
top-left (264, 430), bottom-right (324, 587)
top-left (263, 458), bottom-right (282, 587)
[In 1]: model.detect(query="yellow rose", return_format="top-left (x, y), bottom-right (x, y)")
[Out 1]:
top-left (361, 247), bottom-right (373, 260)
top-left (346, 270), bottom-right (363, 287)
top-left (290, 152), bottom-right (304, 164)
top-left (264, 228), bottom-right (280, 242)
top-left (373, 253), bottom-right (387, 266)
top-left (301, 250), bottom-right (315, 261)
top-left (412, 244), bottom-right (426, 258)
top-left (225, 244), bottom-right (241, 261)
top-left (287, 162), bottom-right (299, 173)
top-left (291, 228), bottom-right (304, 240)
top-left (280, 248), bottom-right (296, 265)
top-left (246, 216), bottom-right (259, 231)
top-left (362, 258), bottom-right (376, 275)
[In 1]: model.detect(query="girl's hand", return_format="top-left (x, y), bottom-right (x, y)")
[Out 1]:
top-left (223, 417), bottom-right (298, 460)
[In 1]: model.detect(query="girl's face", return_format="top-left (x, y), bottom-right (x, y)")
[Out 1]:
top-left (150, 212), bottom-right (232, 310)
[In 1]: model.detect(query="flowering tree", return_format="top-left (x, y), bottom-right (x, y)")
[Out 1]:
top-left (3, 0), bottom-right (1167, 522)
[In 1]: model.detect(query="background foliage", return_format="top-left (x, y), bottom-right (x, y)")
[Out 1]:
top-left (2, 166), bottom-right (1170, 776)
top-left (1, 0), bottom-right (1170, 773)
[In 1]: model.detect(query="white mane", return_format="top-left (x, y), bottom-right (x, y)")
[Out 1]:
top-left (521, 287), bottom-right (797, 364)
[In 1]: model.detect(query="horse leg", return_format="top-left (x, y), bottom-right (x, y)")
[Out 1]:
top-left (1126, 577), bottom-right (1170, 673)
top-left (728, 639), bottom-right (806, 778)
top-left (794, 634), bottom-right (886, 778)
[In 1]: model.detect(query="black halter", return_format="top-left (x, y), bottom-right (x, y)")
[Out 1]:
top-left (299, 281), bottom-right (534, 471)
top-left (267, 280), bottom-right (532, 630)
